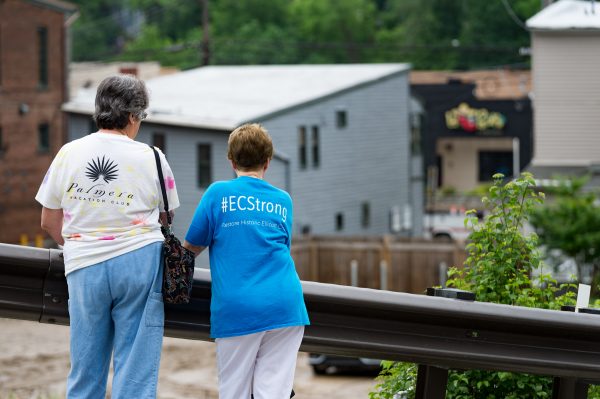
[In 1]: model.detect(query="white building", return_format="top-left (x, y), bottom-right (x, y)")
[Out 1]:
top-left (526, 0), bottom-right (600, 184)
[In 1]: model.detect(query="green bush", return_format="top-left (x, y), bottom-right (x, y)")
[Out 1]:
top-left (370, 173), bottom-right (587, 399)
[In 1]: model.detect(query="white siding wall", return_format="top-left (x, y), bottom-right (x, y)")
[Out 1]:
top-left (531, 32), bottom-right (600, 166)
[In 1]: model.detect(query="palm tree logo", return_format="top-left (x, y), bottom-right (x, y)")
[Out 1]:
top-left (85, 156), bottom-right (119, 183)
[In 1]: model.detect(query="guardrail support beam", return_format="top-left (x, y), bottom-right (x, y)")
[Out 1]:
top-left (552, 377), bottom-right (589, 399)
top-left (4, 244), bottom-right (600, 394)
top-left (415, 365), bottom-right (448, 399)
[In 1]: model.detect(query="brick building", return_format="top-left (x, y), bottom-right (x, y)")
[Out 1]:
top-left (0, 0), bottom-right (77, 244)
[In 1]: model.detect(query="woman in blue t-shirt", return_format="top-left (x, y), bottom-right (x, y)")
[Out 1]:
top-left (184, 123), bottom-right (309, 399)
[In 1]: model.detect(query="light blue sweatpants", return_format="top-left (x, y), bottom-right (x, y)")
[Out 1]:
top-left (66, 242), bottom-right (164, 399)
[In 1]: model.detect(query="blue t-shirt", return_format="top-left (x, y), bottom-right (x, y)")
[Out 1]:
top-left (185, 176), bottom-right (310, 338)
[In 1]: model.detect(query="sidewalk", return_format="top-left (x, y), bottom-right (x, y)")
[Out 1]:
top-left (0, 319), bottom-right (377, 398)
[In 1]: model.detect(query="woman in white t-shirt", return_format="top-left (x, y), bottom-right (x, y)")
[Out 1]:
top-left (36, 75), bottom-right (179, 399)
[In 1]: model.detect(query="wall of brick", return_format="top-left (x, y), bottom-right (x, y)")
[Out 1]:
top-left (0, 0), bottom-right (68, 244)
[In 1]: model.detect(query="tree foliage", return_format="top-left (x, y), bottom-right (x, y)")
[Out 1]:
top-left (530, 176), bottom-right (600, 296)
top-left (69, 0), bottom-right (128, 61)
top-left (69, 0), bottom-right (541, 70)
top-left (370, 173), bottom-right (582, 399)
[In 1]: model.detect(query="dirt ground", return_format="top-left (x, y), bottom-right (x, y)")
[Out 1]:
top-left (0, 318), bottom-right (378, 399)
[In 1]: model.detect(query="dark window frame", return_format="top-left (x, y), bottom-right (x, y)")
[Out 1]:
top-left (38, 26), bottom-right (48, 89)
top-left (335, 212), bottom-right (344, 231)
top-left (152, 132), bottom-right (166, 155)
top-left (311, 125), bottom-right (320, 168)
top-left (197, 143), bottom-right (212, 188)
top-left (336, 110), bottom-right (347, 128)
top-left (0, 24), bottom-right (2, 86)
top-left (361, 202), bottom-right (371, 229)
top-left (38, 124), bottom-right (50, 153)
top-left (478, 151), bottom-right (513, 182)
top-left (410, 113), bottom-right (422, 156)
top-left (298, 126), bottom-right (307, 170)
top-left (88, 118), bottom-right (97, 134)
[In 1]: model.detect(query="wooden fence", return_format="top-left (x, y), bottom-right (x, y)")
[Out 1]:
top-left (291, 236), bottom-right (467, 294)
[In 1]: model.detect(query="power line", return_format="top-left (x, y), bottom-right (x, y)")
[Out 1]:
top-left (70, 1), bottom-right (187, 34)
top-left (121, 38), bottom-right (526, 55)
top-left (69, 35), bottom-right (529, 67)
top-left (500, 0), bottom-right (529, 31)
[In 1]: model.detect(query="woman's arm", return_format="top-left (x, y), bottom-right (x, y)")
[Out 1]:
top-left (183, 240), bottom-right (206, 257)
top-left (41, 207), bottom-right (64, 246)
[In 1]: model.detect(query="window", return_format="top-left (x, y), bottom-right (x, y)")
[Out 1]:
top-left (361, 202), bottom-right (370, 228)
top-left (38, 124), bottom-right (50, 152)
top-left (478, 151), bottom-right (513, 182)
top-left (410, 113), bottom-right (422, 156)
top-left (311, 125), bottom-right (320, 168)
top-left (336, 110), bottom-right (347, 128)
top-left (152, 133), bottom-right (166, 154)
top-left (197, 144), bottom-right (212, 188)
top-left (0, 26), bottom-right (2, 86)
top-left (298, 126), bottom-right (307, 169)
top-left (436, 156), bottom-right (443, 188)
top-left (38, 27), bottom-right (48, 88)
top-left (335, 212), bottom-right (344, 231)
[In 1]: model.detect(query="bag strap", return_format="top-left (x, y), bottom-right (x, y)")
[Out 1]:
top-left (149, 145), bottom-right (172, 226)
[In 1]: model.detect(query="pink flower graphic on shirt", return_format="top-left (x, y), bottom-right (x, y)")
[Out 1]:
top-left (99, 235), bottom-right (116, 241)
top-left (166, 176), bottom-right (176, 190)
top-left (63, 211), bottom-right (72, 222)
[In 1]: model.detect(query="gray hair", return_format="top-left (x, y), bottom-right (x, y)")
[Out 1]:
top-left (93, 75), bottom-right (149, 130)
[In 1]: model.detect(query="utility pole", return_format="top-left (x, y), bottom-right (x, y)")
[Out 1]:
top-left (201, 0), bottom-right (210, 66)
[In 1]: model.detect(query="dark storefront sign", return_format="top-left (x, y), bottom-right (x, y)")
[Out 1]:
top-left (445, 103), bottom-right (506, 134)
top-left (411, 82), bottom-right (532, 181)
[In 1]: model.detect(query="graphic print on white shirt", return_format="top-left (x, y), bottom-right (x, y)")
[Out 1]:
top-left (36, 133), bottom-right (180, 275)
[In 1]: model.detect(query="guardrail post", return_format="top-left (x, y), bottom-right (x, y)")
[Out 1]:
top-left (379, 260), bottom-right (388, 291)
top-left (552, 305), bottom-right (600, 399)
top-left (552, 377), bottom-right (589, 399)
top-left (415, 364), bottom-right (448, 399)
top-left (415, 287), bottom-right (476, 399)
top-left (350, 259), bottom-right (358, 287)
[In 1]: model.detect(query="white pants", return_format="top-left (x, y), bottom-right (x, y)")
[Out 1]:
top-left (215, 326), bottom-right (304, 399)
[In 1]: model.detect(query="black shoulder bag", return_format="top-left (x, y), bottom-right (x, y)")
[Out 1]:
top-left (150, 145), bottom-right (195, 304)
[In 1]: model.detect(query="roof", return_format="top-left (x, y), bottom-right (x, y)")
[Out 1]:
top-left (410, 69), bottom-right (531, 100)
top-left (69, 62), bottom-right (179, 99)
top-left (63, 63), bottom-right (410, 131)
top-left (527, 0), bottom-right (600, 31)
top-left (26, 0), bottom-right (78, 14)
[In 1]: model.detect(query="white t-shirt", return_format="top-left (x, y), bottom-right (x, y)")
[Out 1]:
top-left (35, 131), bottom-right (180, 275)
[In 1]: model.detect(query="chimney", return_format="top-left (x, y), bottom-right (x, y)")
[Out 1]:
top-left (119, 66), bottom-right (138, 76)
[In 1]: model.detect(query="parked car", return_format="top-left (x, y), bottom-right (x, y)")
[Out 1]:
top-left (308, 353), bottom-right (382, 375)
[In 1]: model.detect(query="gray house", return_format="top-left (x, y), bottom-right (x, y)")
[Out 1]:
top-left (63, 64), bottom-right (422, 245)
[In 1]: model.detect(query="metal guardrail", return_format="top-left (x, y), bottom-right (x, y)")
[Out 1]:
top-left (1, 243), bottom-right (600, 398)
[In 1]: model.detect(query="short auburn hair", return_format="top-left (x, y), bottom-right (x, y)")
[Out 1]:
top-left (227, 123), bottom-right (273, 170)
